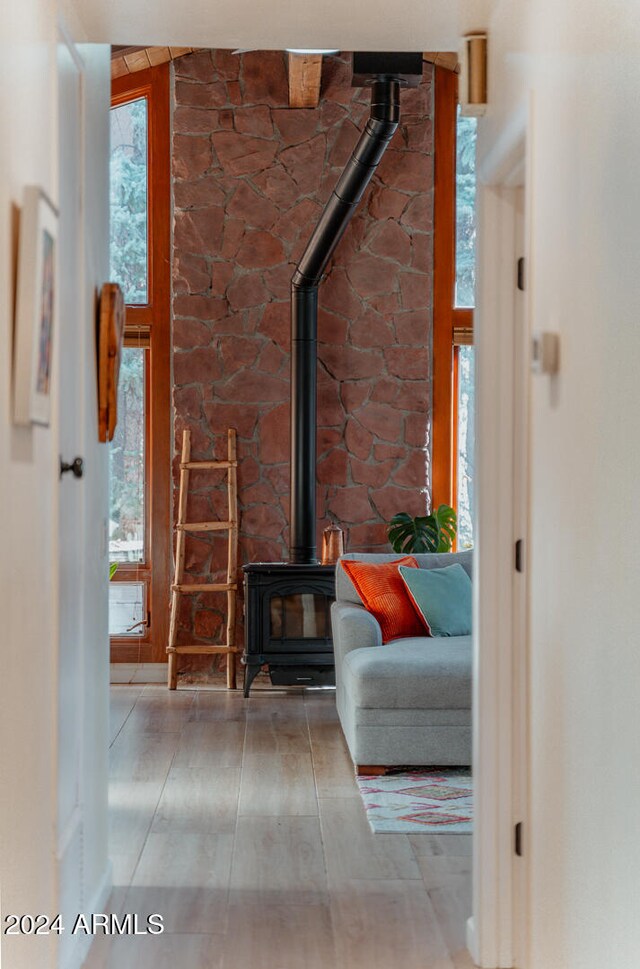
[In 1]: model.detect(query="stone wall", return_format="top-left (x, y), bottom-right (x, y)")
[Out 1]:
top-left (171, 50), bottom-right (433, 652)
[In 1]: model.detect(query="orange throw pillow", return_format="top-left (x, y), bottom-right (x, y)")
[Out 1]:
top-left (340, 556), bottom-right (425, 643)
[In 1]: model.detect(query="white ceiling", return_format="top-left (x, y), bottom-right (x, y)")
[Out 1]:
top-left (72, 0), bottom-right (491, 51)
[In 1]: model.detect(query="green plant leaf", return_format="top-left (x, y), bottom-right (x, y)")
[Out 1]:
top-left (388, 512), bottom-right (439, 554)
top-left (109, 562), bottom-right (118, 581)
top-left (434, 504), bottom-right (457, 552)
top-left (388, 505), bottom-right (458, 554)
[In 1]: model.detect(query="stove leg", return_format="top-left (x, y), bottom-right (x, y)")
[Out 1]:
top-left (243, 663), bottom-right (261, 698)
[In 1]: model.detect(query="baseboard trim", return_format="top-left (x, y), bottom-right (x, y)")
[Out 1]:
top-left (110, 662), bottom-right (167, 684)
top-left (467, 915), bottom-right (479, 966)
top-left (60, 861), bottom-right (112, 969)
top-left (57, 805), bottom-right (83, 860)
top-left (86, 859), bottom-right (113, 915)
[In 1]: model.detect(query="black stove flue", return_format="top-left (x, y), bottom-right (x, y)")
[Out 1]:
top-left (290, 75), bottom-right (402, 564)
top-left (241, 54), bottom-right (423, 693)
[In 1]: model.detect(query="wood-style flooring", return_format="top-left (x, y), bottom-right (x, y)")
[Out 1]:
top-left (83, 685), bottom-right (472, 969)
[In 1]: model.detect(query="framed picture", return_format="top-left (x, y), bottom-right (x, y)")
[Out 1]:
top-left (13, 185), bottom-right (59, 426)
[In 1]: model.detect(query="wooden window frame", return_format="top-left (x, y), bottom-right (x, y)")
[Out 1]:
top-left (110, 64), bottom-right (171, 664)
top-left (432, 66), bottom-right (474, 513)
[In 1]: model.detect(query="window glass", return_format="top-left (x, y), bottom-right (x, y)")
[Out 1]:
top-left (109, 582), bottom-right (147, 637)
top-left (109, 347), bottom-right (146, 563)
top-left (110, 97), bottom-right (148, 304)
top-left (455, 111), bottom-right (477, 308)
top-left (456, 346), bottom-right (475, 549)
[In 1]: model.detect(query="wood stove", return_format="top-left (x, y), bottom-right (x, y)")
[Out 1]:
top-left (242, 563), bottom-right (335, 696)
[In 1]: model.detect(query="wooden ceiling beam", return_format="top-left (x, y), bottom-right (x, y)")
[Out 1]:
top-left (287, 52), bottom-right (323, 108)
top-left (111, 45), bottom-right (146, 58)
top-left (111, 46), bottom-right (198, 80)
top-left (423, 51), bottom-right (460, 73)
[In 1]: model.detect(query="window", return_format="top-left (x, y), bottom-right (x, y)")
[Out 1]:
top-left (110, 97), bottom-right (149, 304)
top-left (455, 110), bottom-right (477, 310)
top-left (454, 343), bottom-right (475, 549)
top-left (433, 68), bottom-right (477, 548)
top-left (454, 109), bottom-right (477, 549)
top-left (109, 65), bottom-right (171, 663)
top-left (109, 346), bottom-right (146, 566)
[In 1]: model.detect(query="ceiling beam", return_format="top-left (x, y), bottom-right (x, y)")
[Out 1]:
top-left (111, 46), bottom-right (198, 80)
top-left (423, 51), bottom-right (459, 72)
top-left (287, 52), bottom-right (323, 108)
top-left (111, 45), bottom-right (146, 57)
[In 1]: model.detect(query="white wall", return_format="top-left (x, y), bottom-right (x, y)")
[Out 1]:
top-left (0, 3), bottom-right (110, 967)
top-left (0, 5), bottom-right (60, 965)
top-left (478, 3), bottom-right (640, 966)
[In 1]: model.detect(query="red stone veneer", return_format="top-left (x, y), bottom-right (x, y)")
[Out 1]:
top-left (171, 50), bottom-right (433, 653)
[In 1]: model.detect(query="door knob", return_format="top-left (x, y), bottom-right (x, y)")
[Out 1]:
top-left (60, 456), bottom-right (84, 479)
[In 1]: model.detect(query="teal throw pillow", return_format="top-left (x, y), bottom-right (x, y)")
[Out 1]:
top-left (398, 563), bottom-right (472, 637)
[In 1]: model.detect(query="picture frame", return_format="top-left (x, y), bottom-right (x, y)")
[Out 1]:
top-left (13, 185), bottom-right (59, 426)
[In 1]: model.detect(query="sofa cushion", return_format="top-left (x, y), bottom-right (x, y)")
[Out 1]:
top-left (399, 563), bottom-right (472, 636)
top-left (336, 550), bottom-right (473, 605)
top-left (341, 636), bottom-right (472, 710)
top-left (339, 556), bottom-right (425, 643)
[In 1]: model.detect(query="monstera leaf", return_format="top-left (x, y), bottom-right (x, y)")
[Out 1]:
top-left (432, 504), bottom-right (457, 552)
top-left (388, 505), bottom-right (457, 554)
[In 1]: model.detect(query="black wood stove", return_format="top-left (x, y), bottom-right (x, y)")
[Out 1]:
top-left (242, 563), bottom-right (335, 696)
top-left (240, 54), bottom-right (422, 697)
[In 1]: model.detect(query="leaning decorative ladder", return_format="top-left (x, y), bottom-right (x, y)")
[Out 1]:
top-left (167, 428), bottom-right (239, 690)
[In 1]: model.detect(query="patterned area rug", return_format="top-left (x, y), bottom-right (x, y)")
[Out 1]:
top-left (356, 769), bottom-right (473, 834)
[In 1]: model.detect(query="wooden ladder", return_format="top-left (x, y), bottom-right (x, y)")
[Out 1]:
top-left (167, 428), bottom-right (239, 690)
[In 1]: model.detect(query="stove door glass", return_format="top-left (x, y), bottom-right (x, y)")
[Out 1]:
top-left (270, 593), bottom-right (329, 641)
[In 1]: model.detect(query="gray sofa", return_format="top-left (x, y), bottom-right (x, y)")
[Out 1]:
top-left (331, 551), bottom-right (472, 769)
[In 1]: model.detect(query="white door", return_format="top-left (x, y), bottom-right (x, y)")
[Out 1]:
top-left (55, 34), bottom-right (86, 963)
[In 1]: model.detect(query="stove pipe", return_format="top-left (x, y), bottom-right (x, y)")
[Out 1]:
top-left (289, 78), bottom-right (401, 564)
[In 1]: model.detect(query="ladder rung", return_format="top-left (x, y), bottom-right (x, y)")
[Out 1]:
top-left (180, 460), bottom-right (238, 470)
top-left (171, 583), bottom-right (237, 593)
top-left (168, 645), bottom-right (240, 655)
top-left (176, 521), bottom-right (235, 532)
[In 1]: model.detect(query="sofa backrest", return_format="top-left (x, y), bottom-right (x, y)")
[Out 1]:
top-left (335, 550), bottom-right (473, 605)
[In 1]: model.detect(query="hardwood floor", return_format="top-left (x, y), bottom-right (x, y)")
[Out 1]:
top-left (83, 685), bottom-right (472, 969)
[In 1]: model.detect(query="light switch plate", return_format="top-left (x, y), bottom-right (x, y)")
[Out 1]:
top-left (531, 332), bottom-right (560, 375)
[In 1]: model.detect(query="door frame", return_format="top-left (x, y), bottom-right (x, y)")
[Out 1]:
top-left (109, 65), bottom-right (172, 665)
top-left (467, 104), bottom-right (530, 969)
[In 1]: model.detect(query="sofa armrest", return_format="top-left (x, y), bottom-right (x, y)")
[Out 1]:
top-left (331, 601), bottom-right (382, 671)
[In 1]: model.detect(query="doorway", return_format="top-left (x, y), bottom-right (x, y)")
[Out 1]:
top-left (97, 49), bottom-right (528, 966)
